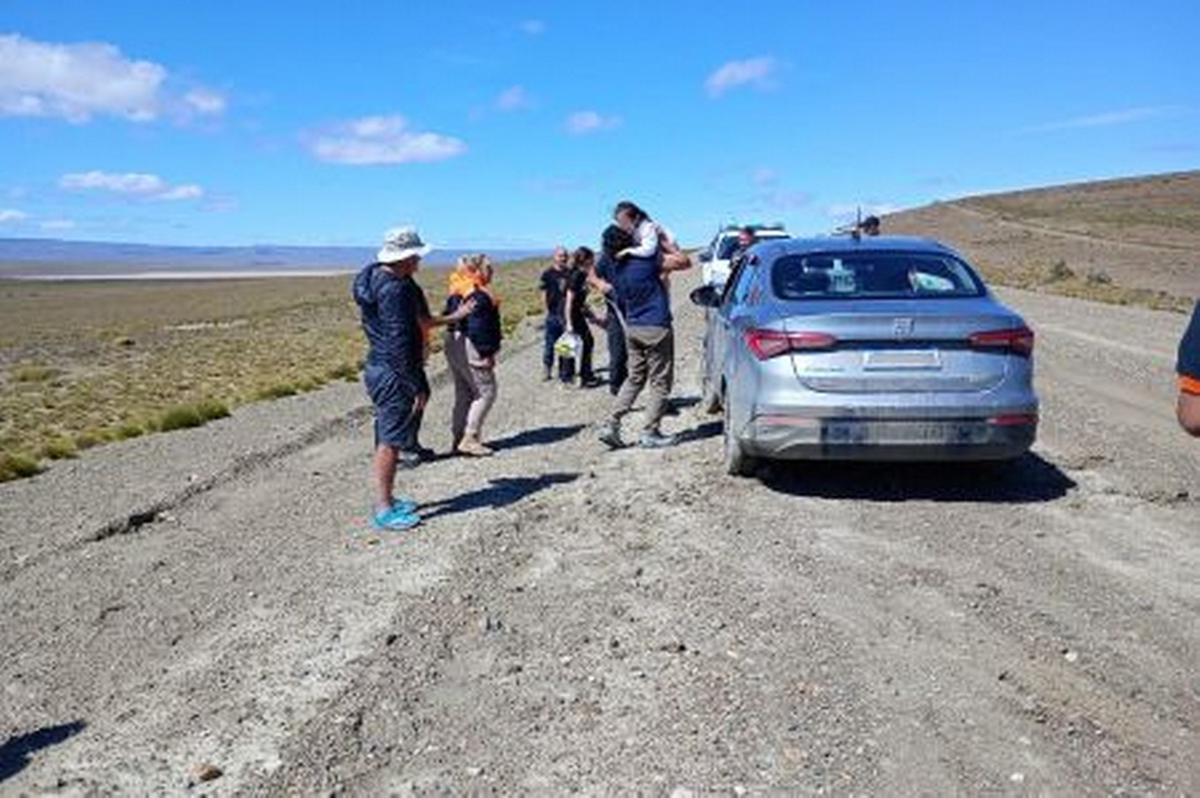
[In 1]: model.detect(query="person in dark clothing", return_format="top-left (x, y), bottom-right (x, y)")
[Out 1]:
top-left (596, 223), bottom-right (693, 449)
top-left (1177, 301), bottom-right (1200, 436)
top-left (539, 247), bottom-right (572, 382)
top-left (444, 254), bottom-right (502, 456)
top-left (861, 215), bottom-right (881, 236)
top-left (565, 247), bottom-right (602, 387)
top-left (353, 227), bottom-right (473, 530)
top-left (590, 231), bottom-right (629, 396)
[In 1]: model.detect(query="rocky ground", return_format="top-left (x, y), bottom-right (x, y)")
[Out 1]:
top-left (1, 281), bottom-right (1198, 794)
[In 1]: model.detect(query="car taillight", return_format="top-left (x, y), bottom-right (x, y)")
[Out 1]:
top-left (969, 327), bottom-right (1034, 356)
top-left (744, 329), bottom-right (838, 360)
top-left (988, 413), bottom-right (1039, 426)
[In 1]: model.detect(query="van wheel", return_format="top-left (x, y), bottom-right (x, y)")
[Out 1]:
top-left (723, 401), bottom-right (757, 477)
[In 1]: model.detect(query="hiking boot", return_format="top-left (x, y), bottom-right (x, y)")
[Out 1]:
top-left (598, 421), bottom-right (625, 449)
top-left (457, 436), bottom-right (494, 457)
top-left (639, 429), bottom-right (679, 449)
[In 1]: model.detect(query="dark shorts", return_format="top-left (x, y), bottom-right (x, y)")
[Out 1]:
top-left (364, 364), bottom-right (423, 448)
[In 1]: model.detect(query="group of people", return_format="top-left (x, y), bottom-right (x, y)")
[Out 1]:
top-left (353, 201), bottom-right (692, 531)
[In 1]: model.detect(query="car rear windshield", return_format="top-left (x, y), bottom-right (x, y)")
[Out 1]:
top-left (772, 251), bottom-right (985, 300)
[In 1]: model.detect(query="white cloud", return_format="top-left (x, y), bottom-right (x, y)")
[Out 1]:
top-left (40, 219), bottom-right (76, 231)
top-left (0, 208), bottom-right (29, 223)
top-left (519, 19), bottom-right (547, 35)
top-left (565, 110), bottom-right (621, 135)
top-left (308, 114), bottom-right (467, 165)
top-left (59, 171), bottom-right (205, 201)
top-left (0, 33), bottom-right (225, 124)
top-left (184, 88), bottom-right (227, 115)
top-left (496, 85), bottom-right (533, 112)
top-left (751, 167), bottom-right (778, 187)
top-left (705, 56), bottom-right (778, 98)
top-left (1020, 105), bottom-right (1186, 133)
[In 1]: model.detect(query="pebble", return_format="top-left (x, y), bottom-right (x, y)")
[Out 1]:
top-left (1010, 772), bottom-right (1025, 784)
top-left (1063, 650), bottom-right (1079, 663)
top-left (192, 763), bottom-right (223, 782)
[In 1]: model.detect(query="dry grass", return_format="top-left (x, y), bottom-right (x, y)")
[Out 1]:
top-left (0, 257), bottom-right (549, 481)
top-left (886, 170), bottom-right (1200, 309)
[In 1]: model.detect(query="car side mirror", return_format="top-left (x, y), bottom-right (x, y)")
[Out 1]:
top-left (698, 251), bottom-right (712, 263)
top-left (689, 285), bottom-right (720, 308)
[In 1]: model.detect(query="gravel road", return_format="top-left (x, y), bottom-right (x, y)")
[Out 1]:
top-left (2, 281), bottom-right (1197, 794)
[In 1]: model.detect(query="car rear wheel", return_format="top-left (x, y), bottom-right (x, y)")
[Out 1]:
top-left (723, 399), bottom-right (757, 477)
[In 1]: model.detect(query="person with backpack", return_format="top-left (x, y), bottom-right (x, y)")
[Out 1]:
top-left (444, 254), bottom-right (503, 456)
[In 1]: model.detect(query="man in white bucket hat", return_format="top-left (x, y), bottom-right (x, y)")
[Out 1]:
top-left (353, 226), bottom-right (474, 530)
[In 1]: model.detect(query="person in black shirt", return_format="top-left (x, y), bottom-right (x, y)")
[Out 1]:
top-left (1177, 301), bottom-right (1200, 436)
top-left (565, 247), bottom-right (601, 387)
top-left (353, 227), bottom-right (473, 530)
top-left (539, 247), bottom-right (571, 382)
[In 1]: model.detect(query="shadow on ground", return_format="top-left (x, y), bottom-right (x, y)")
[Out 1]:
top-left (759, 452), bottom-right (1076, 504)
top-left (677, 421), bottom-right (722, 444)
top-left (490, 425), bottom-right (585, 452)
top-left (0, 721), bottom-right (86, 783)
top-left (422, 473), bottom-right (580, 520)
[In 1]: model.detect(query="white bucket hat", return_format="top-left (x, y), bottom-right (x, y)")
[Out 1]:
top-left (377, 226), bottom-right (432, 264)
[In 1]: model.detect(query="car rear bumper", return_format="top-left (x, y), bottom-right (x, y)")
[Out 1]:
top-left (743, 413), bottom-right (1037, 462)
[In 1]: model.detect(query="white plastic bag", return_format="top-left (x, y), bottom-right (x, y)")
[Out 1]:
top-left (554, 331), bottom-right (582, 359)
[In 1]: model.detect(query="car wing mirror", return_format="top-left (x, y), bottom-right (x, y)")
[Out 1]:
top-left (689, 285), bottom-right (720, 308)
top-left (698, 250), bottom-right (712, 263)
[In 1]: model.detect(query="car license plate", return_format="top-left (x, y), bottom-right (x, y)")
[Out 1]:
top-left (821, 420), bottom-right (982, 444)
top-left (863, 350), bottom-right (942, 370)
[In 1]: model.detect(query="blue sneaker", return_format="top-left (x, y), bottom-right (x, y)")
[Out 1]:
top-left (372, 505), bottom-right (422, 531)
top-left (392, 497), bottom-right (418, 515)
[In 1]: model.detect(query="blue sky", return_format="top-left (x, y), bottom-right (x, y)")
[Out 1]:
top-left (1, 0), bottom-right (1197, 249)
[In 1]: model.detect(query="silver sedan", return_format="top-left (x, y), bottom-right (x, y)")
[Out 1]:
top-left (691, 236), bottom-right (1039, 476)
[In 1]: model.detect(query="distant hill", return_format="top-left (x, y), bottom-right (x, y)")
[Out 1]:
top-left (0, 238), bottom-right (551, 279)
top-left (885, 170), bottom-right (1200, 305)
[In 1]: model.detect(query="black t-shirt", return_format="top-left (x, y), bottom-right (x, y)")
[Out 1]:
top-left (540, 267), bottom-right (569, 320)
top-left (1178, 301), bottom-right (1200, 393)
top-left (567, 268), bottom-right (589, 327)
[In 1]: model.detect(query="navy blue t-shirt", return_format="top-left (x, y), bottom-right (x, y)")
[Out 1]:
top-left (353, 264), bottom-right (430, 392)
top-left (613, 254), bottom-right (671, 328)
top-left (1178, 301), bottom-right (1200, 394)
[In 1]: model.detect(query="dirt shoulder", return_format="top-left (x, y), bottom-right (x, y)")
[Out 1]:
top-left (2, 281), bottom-right (1197, 794)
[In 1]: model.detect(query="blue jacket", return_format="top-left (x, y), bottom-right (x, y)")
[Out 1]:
top-left (352, 263), bottom-right (430, 392)
top-left (613, 254), bottom-right (671, 328)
